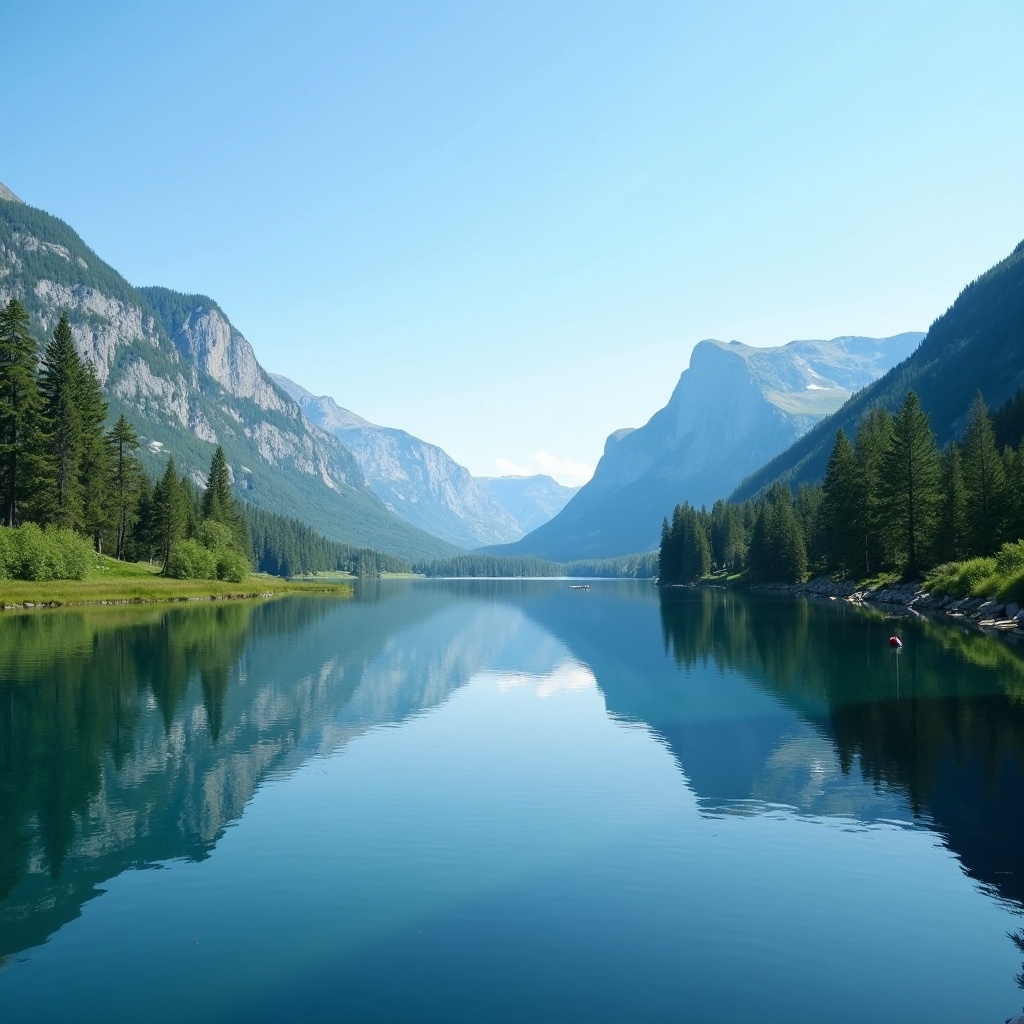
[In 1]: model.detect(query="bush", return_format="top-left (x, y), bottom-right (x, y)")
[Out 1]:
top-left (0, 524), bottom-right (93, 581)
top-left (165, 539), bottom-right (218, 580)
top-left (951, 557), bottom-right (997, 598)
top-left (995, 540), bottom-right (1024, 576)
top-left (216, 549), bottom-right (251, 583)
top-left (197, 520), bottom-right (235, 552)
top-left (0, 528), bottom-right (14, 579)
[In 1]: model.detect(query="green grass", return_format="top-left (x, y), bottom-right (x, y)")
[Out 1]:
top-left (0, 555), bottom-right (350, 608)
top-left (924, 541), bottom-right (1024, 604)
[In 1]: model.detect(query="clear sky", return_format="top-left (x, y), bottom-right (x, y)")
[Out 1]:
top-left (5, 1), bottom-right (1023, 485)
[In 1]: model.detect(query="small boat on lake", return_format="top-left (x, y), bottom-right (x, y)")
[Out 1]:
top-left (569, 584), bottom-right (590, 590)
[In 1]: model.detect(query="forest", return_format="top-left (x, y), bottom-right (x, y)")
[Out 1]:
top-left (0, 299), bottom-right (401, 581)
top-left (659, 388), bottom-right (1024, 591)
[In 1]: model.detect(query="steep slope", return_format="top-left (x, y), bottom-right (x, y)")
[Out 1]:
top-left (272, 374), bottom-right (524, 548)
top-left (0, 192), bottom-right (456, 560)
top-left (733, 239), bottom-right (1024, 500)
top-left (478, 475), bottom-right (579, 534)
top-left (499, 333), bottom-right (922, 560)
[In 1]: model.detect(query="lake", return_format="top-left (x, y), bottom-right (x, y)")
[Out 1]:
top-left (1, 581), bottom-right (1022, 1023)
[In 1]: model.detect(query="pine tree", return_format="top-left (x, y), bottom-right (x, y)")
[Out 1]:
top-left (0, 299), bottom-right (42, 526)
top-left (821, 429), bottom-right (860, 575)
top-left (108, 415), bottom-right (143, 560)
top-left (202, 445), bottom-right (250, 553)
top-left (880, 392), bottom-right (941, 576)
top-left (78, 358), bottom-right (112, 550)
top-left (936, 442), bottom-right (969, 564)
top-left (962, 391), bottom-right (1006, 555)
top-left (154, 458), bottom-right (186, 570)
top-left (37, 313), bottom-right (85, 528)
top-left (854, 409), bottom-right (894, 575)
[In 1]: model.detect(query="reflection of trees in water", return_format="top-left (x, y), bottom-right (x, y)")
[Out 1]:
top-left (0, 598), bottom-right (342, 897)
top-left (658, 589), bottom-right (1024, 817)
top-left (659, 588), bottom-right (1024, 981)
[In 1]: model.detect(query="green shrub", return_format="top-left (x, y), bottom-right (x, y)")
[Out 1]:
top-left (216, 549), bottom-right (251, 583)
top-left (952, 557), bottom-right (997, 598)
top-left (995, 540), bottom-right (1024, 576)
top-left (53, 528), bottom-right (93, 580)
top-left (997, 569), bottom-right (1024, 604)
top-left (165, 539), bottom-right (218, 580)
top-left (197, 520), bottom-right (235, 552)
top-left (0, 528), bottom-right (14, 579)
top-left (4, 524), bottom-right (93, 581)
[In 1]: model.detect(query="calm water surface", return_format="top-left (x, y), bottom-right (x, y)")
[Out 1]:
top-left (1, 582), bottom-right (1023, 1023)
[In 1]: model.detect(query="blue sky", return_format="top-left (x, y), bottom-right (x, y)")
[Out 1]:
top-left (5, 1), bottom-right (1023, 485)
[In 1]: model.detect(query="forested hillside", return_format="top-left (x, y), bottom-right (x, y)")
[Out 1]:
top-left (0, 194), bottom-right (457, 561)
top-left (733, 239), bottom-right (1024, 501)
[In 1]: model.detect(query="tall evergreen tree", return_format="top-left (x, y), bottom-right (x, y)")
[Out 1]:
top-left (202, 445), bottom-right (250, 553)
top-left (78, 358), bottom-right (112, 551)
top-left (821, 429), bottom-right (859, 575)
top-left (880, 392), bottom-right (941, 576)
top-left (37, 313), bottom-right (85, 528)
top-left (936, 442), bottom-right (969, 564)
top-left (154, 457), bottom-right (186, 570)
top-left (853, 409), bottom-right (894, 575)
top-left (961, 390), bottom-right (1006, 555)
top-left (0, 299), bottom-right (42, 526)
top-left (107, 415), bottom-right (143, 560)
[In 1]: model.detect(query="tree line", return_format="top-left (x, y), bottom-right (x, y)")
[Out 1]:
top-left (413, 552), bottom-right (659, 578)
top-left (659, 389), bottom-right (1024, 585)
top-left (0, 299), bottom-right (258, 579)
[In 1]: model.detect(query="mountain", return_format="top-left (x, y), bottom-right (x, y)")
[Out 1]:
top-left (732, 239), bottom-right (1024, 501)
top-left (0, 188), bottom-right (457, 560)
top-left (495, 333), bottom-right (922, 560)
top-left (478, 475), bottom-right (579, 534)
top-left (272, 374), bottom-right (526, 548)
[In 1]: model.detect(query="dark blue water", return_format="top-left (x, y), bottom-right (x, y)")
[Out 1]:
top-left (1, 583), bottom-right (1022, 1023)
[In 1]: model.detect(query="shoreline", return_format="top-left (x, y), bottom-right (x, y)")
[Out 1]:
top-left (0, 577), bottom-right (350, 612)
top-left (751, 576), bottom-right (1024, 640)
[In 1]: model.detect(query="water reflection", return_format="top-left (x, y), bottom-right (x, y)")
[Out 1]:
top-left (1, 580), bottom-right (1023, 1001)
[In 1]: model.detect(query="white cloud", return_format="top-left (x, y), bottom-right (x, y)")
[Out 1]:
top-left (493, 450), bottom-right (594, 487)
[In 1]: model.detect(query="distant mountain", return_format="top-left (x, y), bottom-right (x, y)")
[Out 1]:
top-left (478, 475), bottom-right (579, 534)
top-left (0, 189), bottom-right (456, 560)
top-left (497, 333), bottom-right (923, 560)
top-left (272, 375), bottom-right (524, 548)
top-left (732, 239), bottom-right (1024, 501)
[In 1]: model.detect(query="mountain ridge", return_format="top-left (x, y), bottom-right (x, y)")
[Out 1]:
top-left (731, 239), bottom-right (1024, 501)
top-left (493, 332), bottom-right (922, 560)
top-left (0, 194), bottom-right (458, 560)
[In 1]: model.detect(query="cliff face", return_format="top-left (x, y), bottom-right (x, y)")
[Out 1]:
top-left (502, 333), bottom-right (923, 560)
top-left (273, 374), bottom-right (525, 548)
top-left (0, 194), bottom-right (456, 559)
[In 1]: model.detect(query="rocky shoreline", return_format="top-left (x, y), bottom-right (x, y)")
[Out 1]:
top-left (0, 591), bottom-right (277, 612)
top-left (754, 576), bottom-right (1024, 640)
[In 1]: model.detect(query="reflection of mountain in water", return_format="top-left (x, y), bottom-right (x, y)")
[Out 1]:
top-left (513, 585), bottom-right (1024, 909)
top-left (0, 587), bottom-right (565, 959)
top-left (3, 581), bottom-right (1023, 968)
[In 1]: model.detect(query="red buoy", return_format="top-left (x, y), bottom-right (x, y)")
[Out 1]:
top-left (888, 636), bottom-right (903, 650)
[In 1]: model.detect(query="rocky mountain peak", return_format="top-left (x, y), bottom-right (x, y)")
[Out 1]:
top-left (0, 182), bottom-right (23, 203)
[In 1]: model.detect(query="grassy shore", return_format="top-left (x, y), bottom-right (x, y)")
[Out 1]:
top-left (0, 555), bottom-right (349, 609)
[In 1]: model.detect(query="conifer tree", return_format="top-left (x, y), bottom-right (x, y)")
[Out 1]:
top-left (821, 429), bottom-right (859, 575)
top-left (962, 391), bottom-right (1006, 555)
top-left (936, 442), bottom-right (969, 564)
top-left (0, 299), bottom-right (42, 526)
top-left (880, 392), bottom-right (941, 576)
top-left (38, 313), bottom-right (85, 528)
top-left (854, 409), bottom-right (894, 574)
top-left (202, 445), bottom-right (250, 553)
top-left (78, 359), bottom-right (112, 550)
top-left (108, 415), bottom-right (143, 560)
top-left (154, 457), bottom-right (186, 570)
